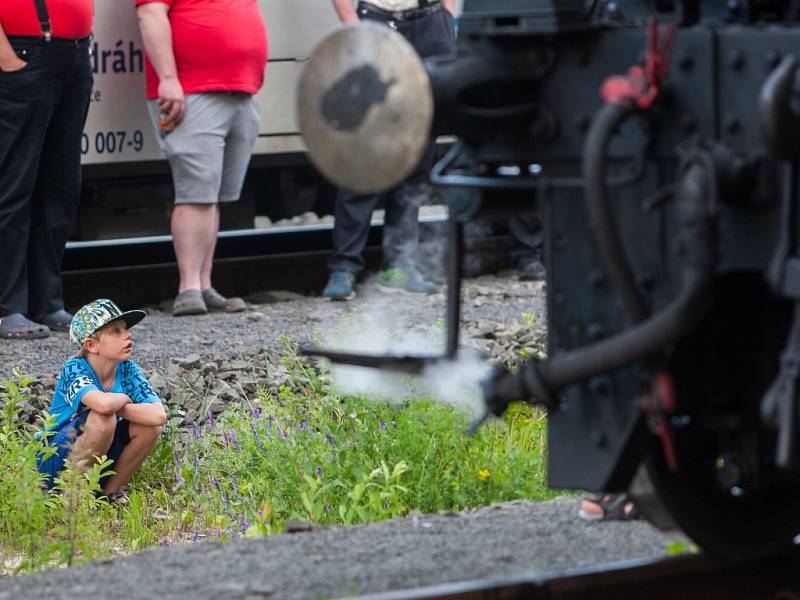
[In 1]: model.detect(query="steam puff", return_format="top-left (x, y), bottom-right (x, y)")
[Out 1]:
top-left (320, 282), bottom-right (488, 416)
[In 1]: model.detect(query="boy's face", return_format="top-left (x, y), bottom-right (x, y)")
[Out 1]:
top-left (85, 320), bottom-right (133, 361)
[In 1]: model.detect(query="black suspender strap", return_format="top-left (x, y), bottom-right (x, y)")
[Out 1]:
top-left (33, 0), bottom-right (52, 41)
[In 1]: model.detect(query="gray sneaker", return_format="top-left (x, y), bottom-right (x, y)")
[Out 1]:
top-left (323, 271), bottom-right (356, 301)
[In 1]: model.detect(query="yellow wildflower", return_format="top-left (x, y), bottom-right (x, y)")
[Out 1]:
top-left (478, 469), bottom-right (491, 481)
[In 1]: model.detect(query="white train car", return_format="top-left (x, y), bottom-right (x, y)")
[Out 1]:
top-left (77, 1), bottom-right (340, 240)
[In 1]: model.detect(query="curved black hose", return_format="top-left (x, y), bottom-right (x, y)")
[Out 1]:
top-left (583, 101), bottom-right (650, 323)
top-left (482, 160), bottom-right (716, 415)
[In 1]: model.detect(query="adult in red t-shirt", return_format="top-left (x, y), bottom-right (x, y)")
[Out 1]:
top-left (0, 2), bottom-right (95, 339)
top-left (136, 0), bottom-right (268, 316)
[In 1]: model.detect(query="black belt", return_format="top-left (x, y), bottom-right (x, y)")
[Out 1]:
top-left (357, 1), bottom-right (442, 23)
top-left (7, 35), bottom-right (90, 47)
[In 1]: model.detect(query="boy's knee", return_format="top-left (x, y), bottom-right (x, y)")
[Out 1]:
top-left (131, 422), bottom-right (163, 441)
top-left (84, 411), bottom-right (117, 437)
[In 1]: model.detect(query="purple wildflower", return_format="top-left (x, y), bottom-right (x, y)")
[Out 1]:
top-left (251, 406), bottom-right (261, 420)
top-left (380, 421), bottom-right (387, 431)
top-left (193, 453), bottom-right (200, 491)
top-left (239, 511), bottom-right (250, 532)
top-left (325, 503), bottom-right (332, 512)
top-left (220, 431), bottom-right (229, 447)
top-left (250, 422), bottom-right (262, 449)
top-left (326, 454), bottom-right (333, 462)
top-left (231, 475), bottom-right (240, 499)
top-left (191, 420), bottom-right (201, 440)
top-left (191, 531), bottom-right (198, 544)
top-left (383, 502), bottom-right (390, 510)
top-left (172, 445), bottom-right (185, 487)
top-left (282, 429), bottom-right (289, 440)
top-left (208, 410), bottom-right (217, 431)
top-left (315, 464), bottom-right (322, 477)
top-left (326, 434), bottom-right (336, 446)
top-left (212, 476), bottom-right (222, 493)
top-left (231, 430), bottom-right (241, 452)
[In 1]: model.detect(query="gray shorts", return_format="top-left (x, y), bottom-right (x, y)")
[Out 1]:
top-left (148, 92), bottom-right (260, 204)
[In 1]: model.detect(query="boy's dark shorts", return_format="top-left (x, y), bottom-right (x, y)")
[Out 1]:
top-left (37, 409), bottom-right (131, 489)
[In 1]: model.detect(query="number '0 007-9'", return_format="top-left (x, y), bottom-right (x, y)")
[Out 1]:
top-left (81, 130), bottom-right (144, 155)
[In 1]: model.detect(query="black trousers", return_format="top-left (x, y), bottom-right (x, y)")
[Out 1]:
top-left (327, 5), bottom-right (457, 276)
top-left (0, 38), bottom-right (92, 317)
top-left (509, 213), bottom-right (544, 265)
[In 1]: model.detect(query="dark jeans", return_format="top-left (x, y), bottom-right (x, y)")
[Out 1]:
top-left (509, 213), bottom-right (544, 265)
top-left (327, 5), bottom-right (457, 276)
top-left (0, 38), bottom-right (93, 317)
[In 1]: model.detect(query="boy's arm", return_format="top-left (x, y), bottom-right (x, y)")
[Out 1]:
top-left (0, 22), bottom-right (25, 72)
top-left (136, 2), bottom-right (184, 126)
top-left (80, 390), bottom-right (131, 415)
top-left (118, 402), bottom-right (167, 426)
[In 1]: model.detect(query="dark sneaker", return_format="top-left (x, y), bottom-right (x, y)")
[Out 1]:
top-left (517, 257), bottom-right (546, 282)
top-left (377, 267), bottom-right (438, 295)
top-left (323, 271), bottom-right (356, 301)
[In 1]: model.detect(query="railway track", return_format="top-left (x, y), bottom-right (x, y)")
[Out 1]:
top-left (62, 216), bottom-right (513, 307)
top-left (349, 546), bottom-right (800, 600)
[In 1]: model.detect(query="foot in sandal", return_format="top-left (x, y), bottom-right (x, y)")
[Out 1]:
top-left (578, 492), bottom-right (640, 521)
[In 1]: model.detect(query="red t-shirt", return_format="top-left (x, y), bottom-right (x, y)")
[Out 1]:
top-left (135, 0), bottom-right (268, 100)
top-left (0, 0), bottom-right (93, 39)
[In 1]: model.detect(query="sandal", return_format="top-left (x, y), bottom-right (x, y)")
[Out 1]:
top-left (202, 287), bottom-right (246, 313)
top-left (31, 309), bottom-right (73, 332)
top-left (0, 313), bottom-right (50, 340)
top-left (173, 289), bottom-right (207, 316)
top-left (578, 492), bottom-right (640, 521)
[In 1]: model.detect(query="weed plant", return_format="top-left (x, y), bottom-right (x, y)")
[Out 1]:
top-left (0, 344), bottom-right (555, 574)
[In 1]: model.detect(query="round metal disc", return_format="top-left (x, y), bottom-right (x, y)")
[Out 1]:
top-left (297, 22), bottom-right (433, 194)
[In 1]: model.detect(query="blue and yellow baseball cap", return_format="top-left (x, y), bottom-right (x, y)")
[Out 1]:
top-left (69, 299), bottom-right (147, 346)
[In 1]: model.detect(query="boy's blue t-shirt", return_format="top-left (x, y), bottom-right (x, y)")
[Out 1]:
top-left (48, 358), bottom-right (160, 431)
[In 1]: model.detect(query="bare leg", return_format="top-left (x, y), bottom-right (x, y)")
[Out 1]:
top-left (70, 411), bottom-right (116, 471)
top-left (171, 204), bottom-right (217, 293)
top-left (101, 422), bottom-right (163, 495)
top-left (199, 204), bottom-right (220, 291)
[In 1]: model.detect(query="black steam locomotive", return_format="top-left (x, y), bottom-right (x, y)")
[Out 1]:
top-left (298, 0), bottom-right (800, 560)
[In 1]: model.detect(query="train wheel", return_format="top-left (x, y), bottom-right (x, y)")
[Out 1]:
top-left (631, 274), bottom-right (800, 561)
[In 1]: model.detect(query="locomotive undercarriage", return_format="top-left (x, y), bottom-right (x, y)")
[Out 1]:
top-left (297, 0), bottom-right (800, 559)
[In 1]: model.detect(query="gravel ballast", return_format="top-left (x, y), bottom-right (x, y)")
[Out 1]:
top-left (0, 498), bottom-right (675, 600)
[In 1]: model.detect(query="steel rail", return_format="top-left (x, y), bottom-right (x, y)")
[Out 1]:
top-left (345, 546), bottom-right (800, 600)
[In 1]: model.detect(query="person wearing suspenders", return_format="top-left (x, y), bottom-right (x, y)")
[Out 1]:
top-left (322, 0), bottom-right (456, 301)
top-left (0, 0), bottom-right (94, 339)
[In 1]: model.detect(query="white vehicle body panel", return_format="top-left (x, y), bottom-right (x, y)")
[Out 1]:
top-left (82, 0), bottom-right (339, 165)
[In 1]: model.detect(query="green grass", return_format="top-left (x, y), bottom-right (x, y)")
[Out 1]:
top-left (0, 344), bottom-right (556, 573)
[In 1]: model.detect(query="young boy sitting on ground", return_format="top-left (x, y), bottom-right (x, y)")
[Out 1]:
top-left (38, 299), bottom-right (166, 500)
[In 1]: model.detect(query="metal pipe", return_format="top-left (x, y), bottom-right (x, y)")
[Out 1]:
top-left (446, 221), bottom-right (463, 358)
top-left (583, 101), bottom-right (650, 323)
